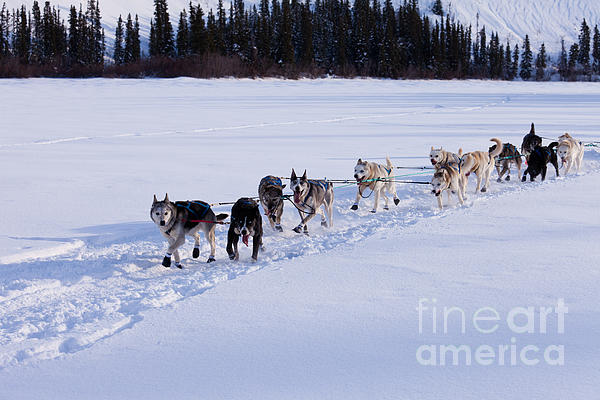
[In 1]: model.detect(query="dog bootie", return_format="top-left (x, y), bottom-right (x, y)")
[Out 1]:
top-left (275, 224), bottom-right (283, 232)
top-left (192, 247), bottom-right (200, 259)
top-left (350, 204), bottom-right (358, 211)
top-left (175, 262), bottom-right (183, 269)
top-left (394, 198), bottom-right (400, 206)
top-left (293, 225), bottom-right (303, 233)
top-left (207, 256), bottom-right (216, 263)
top-left (162, 254), bottom-right (172, 268)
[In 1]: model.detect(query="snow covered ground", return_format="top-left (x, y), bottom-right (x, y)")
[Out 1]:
top-left (1, 78), bottom-right (600, 398)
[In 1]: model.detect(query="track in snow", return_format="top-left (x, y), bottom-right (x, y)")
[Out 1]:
top-left (1, 148), bottom-right (599, 369)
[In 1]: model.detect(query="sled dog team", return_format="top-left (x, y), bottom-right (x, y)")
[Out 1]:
top-left (151, 124), bottom-right (586, 267)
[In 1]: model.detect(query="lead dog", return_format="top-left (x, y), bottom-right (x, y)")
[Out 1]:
top-left (430, 163), bottom-right (465, 209)
top-left (351, 156), bottom-right (400, 213)
top-left (521, 123), bottom-right (542, 158)
top-left (459, 138), bottom-right (503, 193)
top-left (258, 176), bottom-right (286, 232)
top-left (521, 142), bottom-right (560, 182)
top-left (227, 198), bottom-right (263, 261)
top-left (489, 142), bottom-right (522, 182)
top-left (556, 133), bottom-right (584, 175)
top-left (289, 169), bottom-right (334, 234)
top-left (151, 194), bottom-right (228, 268)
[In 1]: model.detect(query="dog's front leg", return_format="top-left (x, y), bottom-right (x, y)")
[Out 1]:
top-left (351, 187), bottom-right (362, 210)
top-left (226, 229), bottom-right (239, 260)
top-left (371, 188), bottom-right (381, 213)
top-left (251, 235), bottom-right (260, 261)
top-left (541, 165), bottom-right (547, 181)
top-left (164, 231), bottom-right (185, 268)
top-left (437, 192), bottom-right (443, 209)
top-left (293, 209), bottom-right (305, 233)
top-left (553, 161), bottom-right (560, 177)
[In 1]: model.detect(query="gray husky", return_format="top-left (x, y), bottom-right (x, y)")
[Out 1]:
top-left (258, 175), bottom-right (286, 232)
top-left (289, 169), bottom-right (334, 234)
top-left (151, 194), bottom-right (228, 268)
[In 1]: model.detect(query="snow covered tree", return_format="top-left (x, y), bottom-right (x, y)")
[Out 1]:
top-left (519, 35), bottom-right (532, 80)
top-left (535, 43), bottom-right (546, 80)
top-left (113, 15), bottom-right (125, 64)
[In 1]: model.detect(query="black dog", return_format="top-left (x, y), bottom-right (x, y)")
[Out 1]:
top-left (521, 123), bottom-right (542, 158)
top-left (522, 142), bottom-right (560, 182)
top-left (227, 198), bottom-right (263, 261)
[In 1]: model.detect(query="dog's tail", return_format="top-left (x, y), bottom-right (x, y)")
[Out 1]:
top-left (489, 138), bottom-right (503, 158)
top-left (458, 148), bottom-right (463, 157)
top-left (548, 142), bottom-right (559, 151)
top-left (216, 213), bottom-right (229, 221)
top-left (385, 156), bottom-right (394, 175)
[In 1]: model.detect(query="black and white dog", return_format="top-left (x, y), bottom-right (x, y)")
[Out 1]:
top-left (151, 194), bottom-right (228, 268)
top-left (258, 175), bottom-right (286, 232)
top-left (522, 142), bottom-right (560, 182)
top-left (289, 169), bottom-right (334, 234)
top-left (521, 123), bottom-right (543, 158)
top-left (227, 198), bottom-right (263, 261)
top-left (489, 142), bottom-right (523, 182)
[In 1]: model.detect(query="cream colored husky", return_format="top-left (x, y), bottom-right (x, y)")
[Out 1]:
top-left (459, 138), bottom-right (503, 194)
top-left (352, 156), bottom-right (400, 213)
top-left (557, 133), bottom-right (584, 176)
top-left (430, 163), bottom-right (465, 209)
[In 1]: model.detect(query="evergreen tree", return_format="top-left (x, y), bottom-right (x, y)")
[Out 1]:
top-left (503, 41), bottom-right (512, 79)
top-left (578, 18), bottom-right (590, 74)
top-left (299, 0), bottom-right (313, 65)
top-left (114, 15), bottom-right (125, 64)
top-left (280, 0), bottom-right (294, 64)
top-left (431, 0), bottom-right (443, 17)
top-left (67, 6), bottom-right (81, 64)
top-left (13, 6), bottom-right (31, 62)
top-left (593, 25), bottom-right (600, 75)
top-left (31, 1), bottom-right (43, 63)
top-left (190, 4), bottom-right (207, 56)
top-left (558, 38), bottom-right (568, 80)
top-left (176, 9), bottom-right (190, 57)
top-left (510, 43), bottom-right (519, 79)
top-left (150, 0), bottom-right (175, 57)
top-left (568, 42), bottom-right (579, 77)
top-left (519, 35), bottom-right (532, 80)
top-left (535, 43), bottom-right (546, 80)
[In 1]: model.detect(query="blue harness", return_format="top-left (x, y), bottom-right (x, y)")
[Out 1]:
top-left (260, 176), bottom-right (283, 187)
top-left (384, 167), bottom-right (392, 175)
top-left (175, 201), bottom-right (210, 220)
top-left (308, 179), bottom-right (330, 191)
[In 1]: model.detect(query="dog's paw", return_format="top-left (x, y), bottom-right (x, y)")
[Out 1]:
top-left (350, 204), bottom-right (358, 211)
top-left (505, 176), bottom-right (511, 181)
top-left (275, 225), bottom-right (283, 232)
top-left (207, 256), bottom-right (216, 263)
top-left (228, 253), bottom-right (236, 261)
top-left (175, 262), bottom-right (183, 269)
top-left (162, 257), bottom-right (171, 268)
top-left (521, 176), bottom-right (527, 182)
top-left (383, 206), bottom-right (389, 210)
top-left (394, 198), bottom-right (400, 206)
top-left (293, 226), bottom-right (303, 233)
top-left (252, 257), bottom-right (258, 262)
top-left (481, 187), bottom-right (487, 193)
top-left (192, 248), bottom-right (200, 259)
top-left (371, 210), bottom-right (377, 214)
top-left (496, 178), bottom-right (502, 183)
top-left (321, 220), bottom-right (327, 227)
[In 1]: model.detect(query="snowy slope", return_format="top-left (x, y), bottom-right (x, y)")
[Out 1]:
top-left (1, 79), bottom-right (600, 399)
top-left (425, 0), bottom-right (600, 53)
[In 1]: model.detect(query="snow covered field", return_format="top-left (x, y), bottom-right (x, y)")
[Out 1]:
top-left (1, 78), bottom-right (600, 399)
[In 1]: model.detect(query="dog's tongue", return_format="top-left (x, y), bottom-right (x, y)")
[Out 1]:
top-left (293, 192), bottom-right (300, 203)
top-left (242, 235), bottom-right (250, 247)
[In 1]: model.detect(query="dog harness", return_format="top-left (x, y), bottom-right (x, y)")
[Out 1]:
top-left (308, 179), bottom-right (330, 191)
top-left (260, 176), bottom-right (283, 187)
top-left (384, 166), bottom-right (392, 175)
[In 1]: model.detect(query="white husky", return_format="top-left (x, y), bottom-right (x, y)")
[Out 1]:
top-left (556, 133), bottom-right (584, 176)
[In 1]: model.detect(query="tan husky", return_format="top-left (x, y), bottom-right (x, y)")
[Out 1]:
top-left (430, 163), bottom-right (465, 209)
top-left (556, 133), bottom-right (585, 176)
top-left (429, 146), bottom-right (462, 168)
top-left (459, 138), bottom-right (503, 194)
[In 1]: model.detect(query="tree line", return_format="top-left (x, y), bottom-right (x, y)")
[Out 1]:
top-left (1, 0), bottom-right (599, 80)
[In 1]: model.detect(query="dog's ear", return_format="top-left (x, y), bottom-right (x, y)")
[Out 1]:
top-left (530, 123), bottom-right (535, 134)
top-left (430, 146), bottom-right (434, 151)
top-left (291, 169), bottom-right (297, 180)
top-left (153, 194), bottom-right (158, 204)
top-left (281, 184), bottom-right (287, 189)
top-left (358, 158), bottom-right (362, 164)
top-left (301, 170), bottom-right (307, 181)
top-left (164, 193), bottom-right (170, 203)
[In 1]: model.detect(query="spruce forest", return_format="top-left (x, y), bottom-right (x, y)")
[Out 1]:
top-left (0, 0), bottom-right (599, 79)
